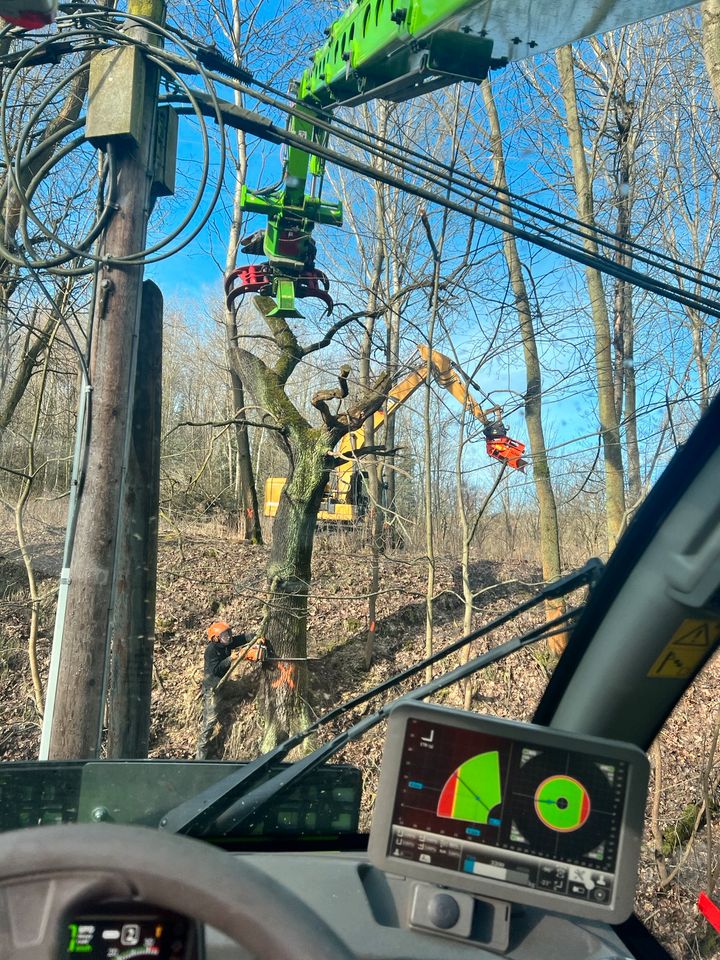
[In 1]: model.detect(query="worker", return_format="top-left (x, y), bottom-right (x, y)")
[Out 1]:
top-left (197, 621), bottom-right (260, 760)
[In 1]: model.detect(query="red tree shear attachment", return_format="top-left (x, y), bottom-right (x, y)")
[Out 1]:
top-left (225, 263), bottom-right (334, 315)
top-left (483, 422), bottom-right (528, 472)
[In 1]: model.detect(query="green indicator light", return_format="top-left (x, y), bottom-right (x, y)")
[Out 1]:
top-left (67, 923), bottom-right (93, 953)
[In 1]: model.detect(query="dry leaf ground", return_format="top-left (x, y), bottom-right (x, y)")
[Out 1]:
top-left (0, 515), bottom-right (718, 958)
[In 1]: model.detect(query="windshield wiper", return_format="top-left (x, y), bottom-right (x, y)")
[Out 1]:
top-left (160, 558), bottom-right (602, 836)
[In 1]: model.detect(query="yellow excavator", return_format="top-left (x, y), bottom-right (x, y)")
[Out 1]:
top-left (264, 345), bottom-right (527, 521)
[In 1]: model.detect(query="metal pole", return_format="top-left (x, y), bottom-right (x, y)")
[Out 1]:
top-left (39, 379), bottom-right (90, 759)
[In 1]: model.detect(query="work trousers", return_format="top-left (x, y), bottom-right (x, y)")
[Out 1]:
top-left (196, 685), bottom-right (221, 760)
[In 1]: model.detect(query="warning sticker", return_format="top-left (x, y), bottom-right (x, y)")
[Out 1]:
top-left (647, 618), bottom-right (720, 679)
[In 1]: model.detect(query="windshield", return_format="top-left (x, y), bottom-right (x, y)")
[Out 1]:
top-left (1, 2), bottom-right (719, 958)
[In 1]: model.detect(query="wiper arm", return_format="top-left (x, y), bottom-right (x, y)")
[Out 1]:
top-left (160, 558), bottom-right (602, 835)
top-left (193, 607), bottom-right (582, 837)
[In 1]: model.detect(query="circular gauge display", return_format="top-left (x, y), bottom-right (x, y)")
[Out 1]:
top-left (511, 751), bottom-right (615, 860)
top-left (534, 774), bottom-right (591, 832)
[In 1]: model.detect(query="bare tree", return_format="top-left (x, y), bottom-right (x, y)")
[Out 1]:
top-left (480, 77), bottom-right (566, 650)
top-left (229, 296), bottom-right (390, 748)
top-left (557, 44), bottom-right (626, 551)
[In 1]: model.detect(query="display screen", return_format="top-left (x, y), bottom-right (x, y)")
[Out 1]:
top-left (64, 910), bottom-right (190, 960)
top-left (387, 715), bottom-right (631, 908)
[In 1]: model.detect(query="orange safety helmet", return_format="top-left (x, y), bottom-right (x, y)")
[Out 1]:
top-left (207, 621), bottom-right (231, 641)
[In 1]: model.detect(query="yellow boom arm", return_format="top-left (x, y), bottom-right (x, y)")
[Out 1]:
top-left (334, 345), bottom-right (504, 499)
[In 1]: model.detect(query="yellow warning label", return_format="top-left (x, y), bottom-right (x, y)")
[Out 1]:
top-left (647, 618), bottom-right (720, 679)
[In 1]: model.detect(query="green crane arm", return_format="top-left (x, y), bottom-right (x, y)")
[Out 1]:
top-left (234, 0), bottom-right (694, 318)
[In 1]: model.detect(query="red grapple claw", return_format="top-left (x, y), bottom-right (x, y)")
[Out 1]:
top-left (225, 263), bottom-right (274, 310)
top-left (225, 264), bottom-right (334, 315)
top-left (485, 436), bottom-right (528, 472)
top-left (296, 268), bottom-right (334, 314)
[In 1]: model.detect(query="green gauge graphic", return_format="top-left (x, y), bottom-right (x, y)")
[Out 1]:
top-left (437, 751), bottom-right (502, 823)
top-left (534, 775), bottom-right (590, 832)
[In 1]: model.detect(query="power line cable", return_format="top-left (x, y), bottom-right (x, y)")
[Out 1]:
top-left (8, 5), bottom-right (720, 320)
top-left (243, 72), bottom-right (720, 296)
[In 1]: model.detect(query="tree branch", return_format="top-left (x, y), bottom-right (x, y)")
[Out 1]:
top-left (303, 309), bottom-right (380, 356)
top-left (326, 370), bottom-right (394, 446)
top-left (311, 364), bottom-right (351, 430)
top-left (162, 412), bottom-right (285, 441)
top-left (329, 444), bottom-right (400, 466)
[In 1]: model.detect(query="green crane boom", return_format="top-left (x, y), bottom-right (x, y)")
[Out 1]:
top-left (228, 0), bottom-right (695, 319)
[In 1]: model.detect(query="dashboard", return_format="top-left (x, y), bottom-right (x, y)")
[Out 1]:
top-left (64, 907), bottom-right (195, 960)
top-left (42, 704), bottom-right (652, 960)
top-left (205, 852), bottom-right (644, 959)
top-left (59, 854), bottom-right (641, 960)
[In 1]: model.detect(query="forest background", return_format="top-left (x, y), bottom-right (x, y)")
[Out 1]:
top-left (1, 0), bottom-right (720, 956)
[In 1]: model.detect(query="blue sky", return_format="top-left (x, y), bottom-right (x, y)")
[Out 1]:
top-left (143, 2), bottom-right (716, 498)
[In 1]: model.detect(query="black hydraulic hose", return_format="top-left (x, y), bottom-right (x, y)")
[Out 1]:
top-left (159, 559), bottom-right (601, 835)
top-left (0, 11), bottom-right (227, 274)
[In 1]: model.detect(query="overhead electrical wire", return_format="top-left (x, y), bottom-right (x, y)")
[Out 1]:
top-left (139, 34), bottom-right (719, 318)
top-left (3, 4), bottom-right (719, 322)
top-left (248, 72), bottom-right (720, 295)
top-left (0, 8), bottom-right (226, 276)
top-left (218, 77), bottom-right (720, 320)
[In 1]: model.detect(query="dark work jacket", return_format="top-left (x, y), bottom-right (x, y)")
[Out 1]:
top-left (203, 634), bottom-right (248, 690)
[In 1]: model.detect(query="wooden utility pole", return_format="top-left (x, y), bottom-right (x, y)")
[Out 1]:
top-left (107, 280), bottom-right (163, 758)
top-left (46, 0), bottom-right (165, 758)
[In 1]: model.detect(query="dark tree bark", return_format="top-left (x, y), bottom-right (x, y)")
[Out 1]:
top-left (107, 281), bottom-right (163, 758)
top-left (229, 296), bottom-right (390, 749)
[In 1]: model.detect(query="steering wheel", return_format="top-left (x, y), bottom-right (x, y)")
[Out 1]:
top-left (0, 824), bottom-right (355, 960)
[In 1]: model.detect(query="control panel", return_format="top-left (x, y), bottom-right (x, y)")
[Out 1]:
top-left (64, 906), bottom-right (194, 960)
top-left (369, 702), bottom-right (649, 925)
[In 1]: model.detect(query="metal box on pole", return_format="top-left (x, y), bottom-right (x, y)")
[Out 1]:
top-left (86, 46), bottom-right (146, 146)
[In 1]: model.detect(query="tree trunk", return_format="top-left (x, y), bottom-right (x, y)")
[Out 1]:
top-left (557, 45), bottom-right (626, 552)
top-left (609, 76), bottom-right (641, 507)
top-left (423, 250), bottom-right (440, 684)
top-left (0, 309), bottom-right (55, 438)
top-left (359, 115), bottom-right (388, 669)
top-left (702, 0), bottom-right (720, 113)
top-left (229, 294), bottom-right (390, 749)
top-left (481, 78), bottom-right (566, 650)
top-left (455, 430), bottom-right (474, 709)
top-left (222, 2), bottom-right (262, 544)
top-left (689, 309), bottom-right (711, 414)
top-left (230, 368), bottom-right (262, 541)
top-left (258, 434), bottom-right (329, 750)
top-left (383, 254), bottom-right (402, 539)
